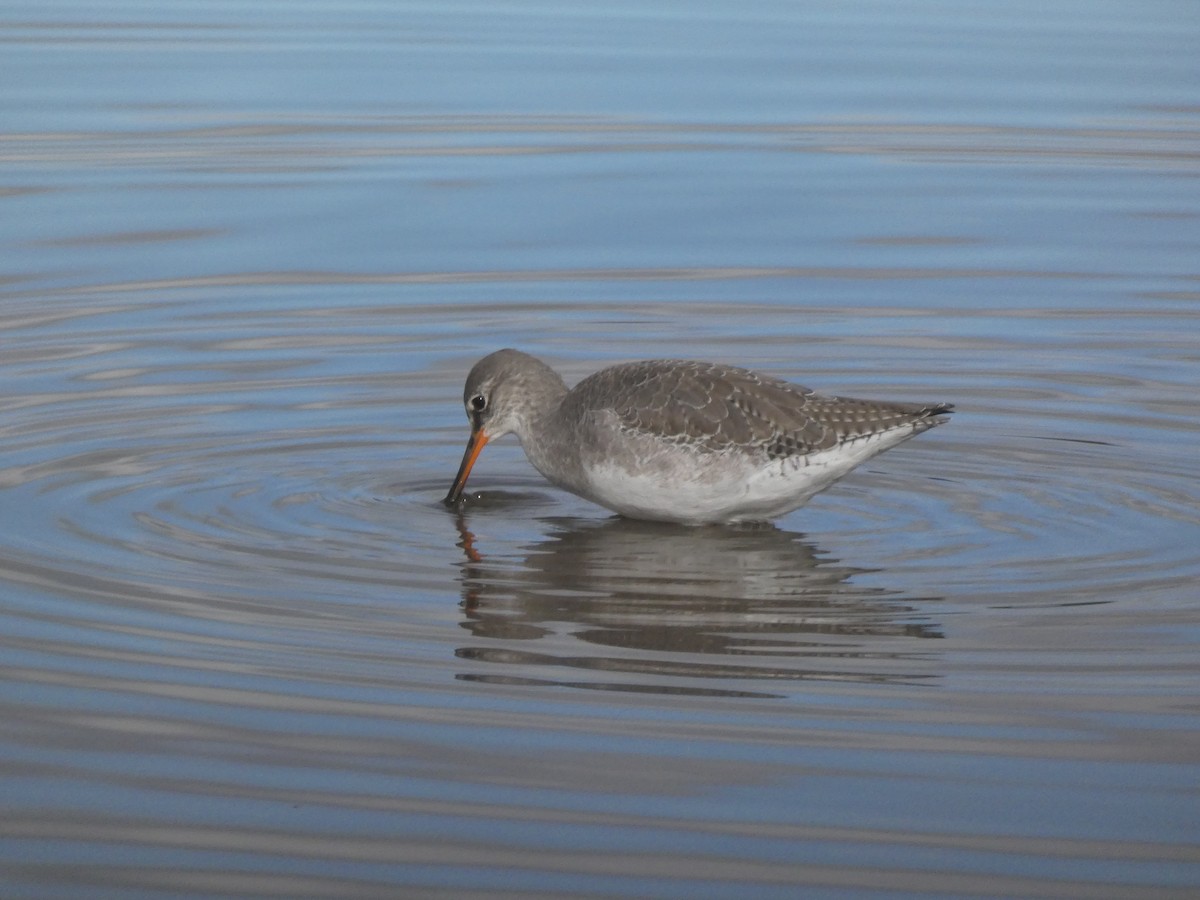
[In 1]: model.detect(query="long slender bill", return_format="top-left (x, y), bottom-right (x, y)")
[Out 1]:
top-left (444, 427), bottom-right (488, 504)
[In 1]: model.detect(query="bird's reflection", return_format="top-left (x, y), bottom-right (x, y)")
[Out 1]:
top-left (451, 507), bottom-right (943, 697)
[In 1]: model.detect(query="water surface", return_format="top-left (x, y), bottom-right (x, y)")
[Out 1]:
top-left (2, 2), bottom-right (1199, 898)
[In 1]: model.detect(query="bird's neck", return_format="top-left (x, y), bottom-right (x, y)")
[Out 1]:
top-left (520, 370), bottom-right (569, 435)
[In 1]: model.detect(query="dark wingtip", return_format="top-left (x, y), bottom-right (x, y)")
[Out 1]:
top-left (927, 402), bottom-right (955, 416)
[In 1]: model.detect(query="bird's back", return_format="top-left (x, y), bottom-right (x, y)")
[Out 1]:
top-left (564, 359), bottom-right (952, 463)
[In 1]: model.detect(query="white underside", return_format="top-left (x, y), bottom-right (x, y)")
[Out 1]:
top-left (573, 429), bottom-right (917, 525)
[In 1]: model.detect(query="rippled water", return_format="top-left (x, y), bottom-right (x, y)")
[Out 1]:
top-left (3, 2), bottom-right (1200, 898)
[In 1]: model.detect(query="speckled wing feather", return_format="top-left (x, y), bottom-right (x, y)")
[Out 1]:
top-left (568, 360), bottom-right (953, 459)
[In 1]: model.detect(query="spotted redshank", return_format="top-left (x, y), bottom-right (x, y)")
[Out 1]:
top-left (444, 349), bottom-right (953, 525)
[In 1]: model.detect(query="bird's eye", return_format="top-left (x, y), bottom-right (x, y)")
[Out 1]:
top-left (468, 394), bottom-right (487, 413)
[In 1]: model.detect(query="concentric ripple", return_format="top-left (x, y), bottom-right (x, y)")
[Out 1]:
top-left (3, 287), bottom-right (1198, 687)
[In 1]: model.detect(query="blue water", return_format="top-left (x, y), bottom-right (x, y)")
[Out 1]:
top-left (2, 2), bottom-right (1199, 898)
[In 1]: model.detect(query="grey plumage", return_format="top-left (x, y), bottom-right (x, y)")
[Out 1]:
top-left (446, 349), bottom-right (953, 524)
top-left (563, 358), bottom-right (953, 461)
